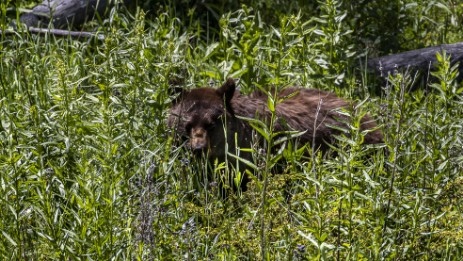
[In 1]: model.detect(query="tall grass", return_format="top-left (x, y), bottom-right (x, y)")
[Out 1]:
top-left (1, 1), bottom-right (463, 260)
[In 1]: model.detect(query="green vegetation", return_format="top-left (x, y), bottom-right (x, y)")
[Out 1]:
top-left (1, 0), bottom-right (463, 260)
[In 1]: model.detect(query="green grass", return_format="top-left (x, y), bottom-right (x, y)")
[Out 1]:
top-left (1, 1), bottom-right (463, 260)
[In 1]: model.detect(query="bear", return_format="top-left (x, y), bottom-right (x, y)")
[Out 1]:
top-left (167, 79), bottom-right (383, 162)
top-left (167, 79), bottom-right (384, 193)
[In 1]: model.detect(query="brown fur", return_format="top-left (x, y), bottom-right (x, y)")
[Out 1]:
top-left (167, 79), bottom-right (383, 162)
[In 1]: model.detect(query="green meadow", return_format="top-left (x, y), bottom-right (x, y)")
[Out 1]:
top-left (1, 1), bottom-right (463, 259)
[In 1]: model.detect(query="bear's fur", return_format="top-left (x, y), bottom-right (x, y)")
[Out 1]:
top-left (167, 79), bottom-right (383, 163)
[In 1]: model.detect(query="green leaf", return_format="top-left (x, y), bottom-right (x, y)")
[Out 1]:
top-left (204, 42), bottom-right (219, 60)
top-left (267, 96), bottom-right (275, 113)
top-left (1, 231), bottom-right (17, 247)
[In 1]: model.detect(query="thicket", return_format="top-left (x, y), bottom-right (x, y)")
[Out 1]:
top-left (0, 0), bottom-right (462, 260)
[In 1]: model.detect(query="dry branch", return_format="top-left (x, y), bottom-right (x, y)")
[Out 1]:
top-left (0, 27), bottom-right (104, 40)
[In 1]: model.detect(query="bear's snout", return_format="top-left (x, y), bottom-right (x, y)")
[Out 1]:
top-left (190, 127), bottom-right (208, 151)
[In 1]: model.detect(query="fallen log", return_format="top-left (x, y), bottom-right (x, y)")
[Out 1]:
top-left (18, 0), bottom-right (131, 29)
top-left (367, 42), bottom-right (463, 80)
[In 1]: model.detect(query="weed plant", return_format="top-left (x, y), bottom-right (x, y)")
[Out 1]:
top-left (1, 0), bottom-right (463, 260)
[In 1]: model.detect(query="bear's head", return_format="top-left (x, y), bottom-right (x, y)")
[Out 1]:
top-left (167, 79), bottom-right (236, 157)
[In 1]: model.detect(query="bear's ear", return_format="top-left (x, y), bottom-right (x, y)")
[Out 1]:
top-left (217, 78), bottom-right (236, 106)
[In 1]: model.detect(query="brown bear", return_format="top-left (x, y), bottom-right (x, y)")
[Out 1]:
top-left (167, 78), bottom-right (383, 165)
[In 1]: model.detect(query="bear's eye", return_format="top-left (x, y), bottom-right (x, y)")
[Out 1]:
top-left (206, 122), bottom-right (216, 130)
top-left (185, 123), bottom-right (192, 133)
